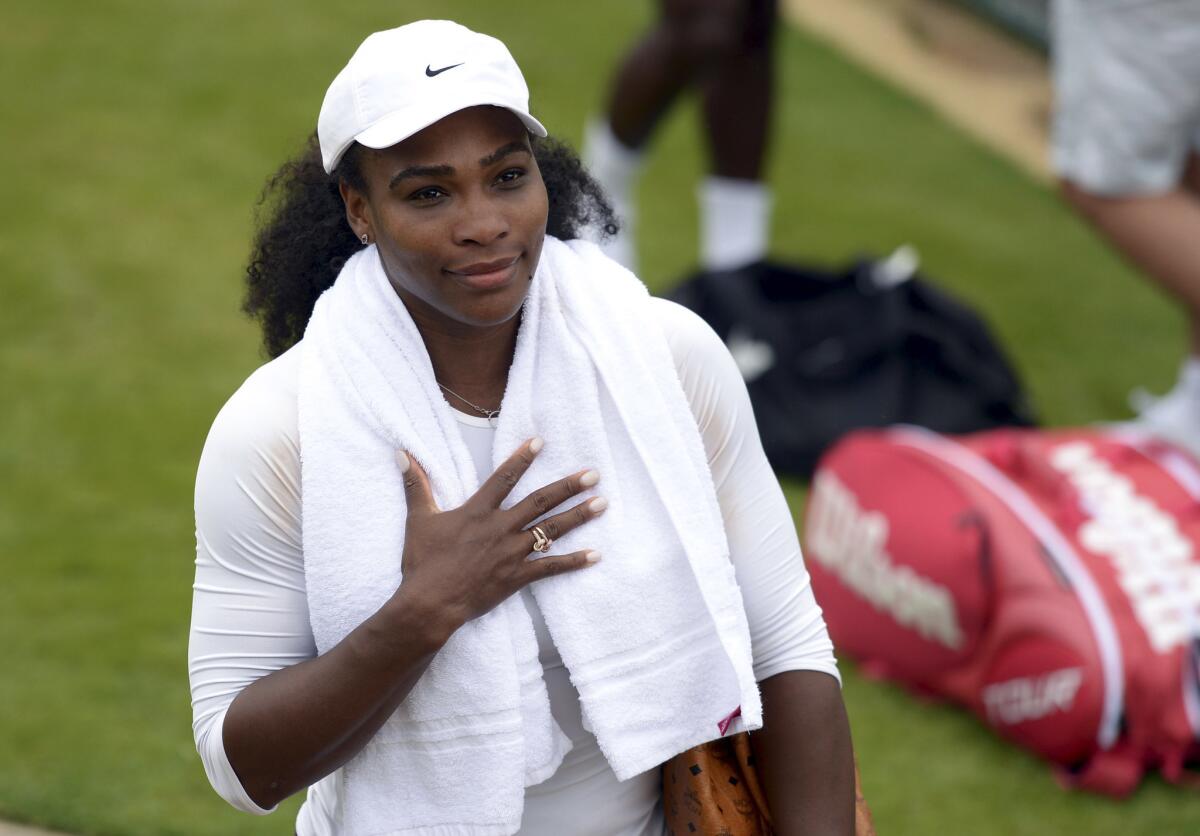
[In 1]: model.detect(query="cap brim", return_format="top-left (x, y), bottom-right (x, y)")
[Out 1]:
top-left (354, 97), bottom-right (547, 154)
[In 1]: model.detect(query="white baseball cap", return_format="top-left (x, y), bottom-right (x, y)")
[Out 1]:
top-left (317, 20), bottom-right (548, 174)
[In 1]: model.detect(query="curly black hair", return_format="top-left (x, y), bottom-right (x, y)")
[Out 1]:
top-left (242, 133), bottom-right (619, 358)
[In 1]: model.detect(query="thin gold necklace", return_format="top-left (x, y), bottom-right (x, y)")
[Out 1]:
top-left (437, 382), bottom-right (501, 423)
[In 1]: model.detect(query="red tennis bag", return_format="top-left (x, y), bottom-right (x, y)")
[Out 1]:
top-left (804, 426), bottom-right (1200, 795)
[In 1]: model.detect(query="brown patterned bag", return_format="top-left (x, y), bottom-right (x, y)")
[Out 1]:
top-left (662, 733), bottom-right (876, 835)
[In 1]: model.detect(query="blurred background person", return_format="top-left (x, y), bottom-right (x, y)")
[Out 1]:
top-left (583, 0), bottom-right (777, 273)
top-left (1051, 0), bottom-right (1200, 454)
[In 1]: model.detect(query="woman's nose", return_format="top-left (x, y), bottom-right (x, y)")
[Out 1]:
top-left (453, 193), bottom-right (510, 246)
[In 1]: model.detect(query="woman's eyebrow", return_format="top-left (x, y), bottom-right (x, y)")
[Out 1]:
top-left (388, 163), bottom-right (454, 190)
top-left (387, 142), bottom-right (529, 190)
top-left (388, 142), bottom-right (530, 189)
top-left (479, 141), bottom-right (530, 167)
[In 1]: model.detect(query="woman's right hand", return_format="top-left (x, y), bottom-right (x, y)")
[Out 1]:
top-left (394, 437), bottom-right (605, 634)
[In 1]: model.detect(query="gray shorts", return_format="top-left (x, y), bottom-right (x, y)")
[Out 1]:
top-left (1051, 0), bottom-right (1200, 195)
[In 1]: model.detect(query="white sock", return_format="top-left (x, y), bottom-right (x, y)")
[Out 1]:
top-left (582, 118), bottom-right (642, 271)
top-left (1133, 355), bottom-right (1200, 456)
top-left (1178, 356), bottom-right (1200, 396)
top-left (699, 176), bottom-right (772, 271)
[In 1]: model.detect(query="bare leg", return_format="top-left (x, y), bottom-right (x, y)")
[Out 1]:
top-left (592, 0), bottom-right (765, 269)
top-left (695, 0), bottom-right (776, 268)
top-left (700, 0), bottom-right (776, 180)
top-left (1185, 151), bottom-right (1200, 197)
top-left (606, 0), bottom-right (751, 151)
top-left (1060, 177), bottom-right (1200, 354)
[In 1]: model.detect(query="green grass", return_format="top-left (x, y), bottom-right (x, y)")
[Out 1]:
top-left (1, 1), bottom-right (1196, 833)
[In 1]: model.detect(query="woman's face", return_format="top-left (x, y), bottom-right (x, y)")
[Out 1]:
top-left (343, 106), bottom-right (549, 334)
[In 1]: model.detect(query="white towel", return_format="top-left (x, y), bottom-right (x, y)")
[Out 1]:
top-left (299, 236), bottom-right (761, 835)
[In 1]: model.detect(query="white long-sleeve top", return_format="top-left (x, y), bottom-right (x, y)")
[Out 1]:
top-left (189, 297), bottom-right (839, 835)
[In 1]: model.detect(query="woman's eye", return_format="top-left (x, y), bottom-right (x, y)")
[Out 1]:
top-left (496, 168), bottom-right (525, 186)
top-left (408, 186), bottom-right (446, 202)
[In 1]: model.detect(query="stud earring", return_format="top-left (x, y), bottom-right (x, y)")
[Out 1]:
top-left (360, 233), bottom-right (370, 245)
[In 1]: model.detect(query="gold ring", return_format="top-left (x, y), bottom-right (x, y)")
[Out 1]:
top-left (530, 525), bottom-right (552, 553)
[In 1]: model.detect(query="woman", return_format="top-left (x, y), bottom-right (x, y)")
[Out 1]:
top-left (189, 20), bottom-right (854, 835)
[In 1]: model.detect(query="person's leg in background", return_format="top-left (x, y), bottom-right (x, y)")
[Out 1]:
top-left (584, 0), bottom-right (777, 272)
top-left (1059, 160), bottom-right (1200, 453)
top-left (697, 0), bottom-right (776, 271)
top-left (1186, 149), bottom-right (1200, 197)
top-left (1059, 154), bottom-right (1200, 358)
top-left (1051, 0), bottom-right (1200, 454)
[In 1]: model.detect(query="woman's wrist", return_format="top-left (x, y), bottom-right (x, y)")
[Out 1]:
top-left (368, 585), bottom-right (462, 658)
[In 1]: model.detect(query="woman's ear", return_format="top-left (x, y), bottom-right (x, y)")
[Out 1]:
top-left (339, 180), bottom-right (372, 243)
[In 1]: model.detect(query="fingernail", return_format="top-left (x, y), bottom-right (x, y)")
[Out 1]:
top-left (588, 497), bottom-right (608, 514)
top-left (585, 551), bottom-right (602, 564)
top-left (396, 450), bottom-right (410, 473)
top-left (579, 470), bottom-right (600, 487)
top-left (530, 437), bottom-right (544, 454)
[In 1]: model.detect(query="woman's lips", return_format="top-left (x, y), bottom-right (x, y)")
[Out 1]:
top-left (446, 256), bottom-right (521, 290)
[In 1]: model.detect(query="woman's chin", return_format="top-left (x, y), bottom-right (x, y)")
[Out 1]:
top-left (454, 294), bottom-right (528, 330)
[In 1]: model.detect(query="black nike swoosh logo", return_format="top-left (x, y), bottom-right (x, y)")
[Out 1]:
top-left (425, 62), bottom-right (463, 77)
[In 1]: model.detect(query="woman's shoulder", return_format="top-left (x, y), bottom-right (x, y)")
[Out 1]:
top-left (199, 343), bottom-right (302, 474)
top-left (645, 296), bottom-right (757, 451)
top-left (647, 296), bottom-right (741, 385)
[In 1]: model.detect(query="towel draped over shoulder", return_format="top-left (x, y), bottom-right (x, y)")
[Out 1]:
top-left (298, 236), bottom-right (762, 836)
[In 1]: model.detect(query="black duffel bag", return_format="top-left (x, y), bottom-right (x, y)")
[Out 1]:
top-left (666, 250), bottom-right (1035, 476)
